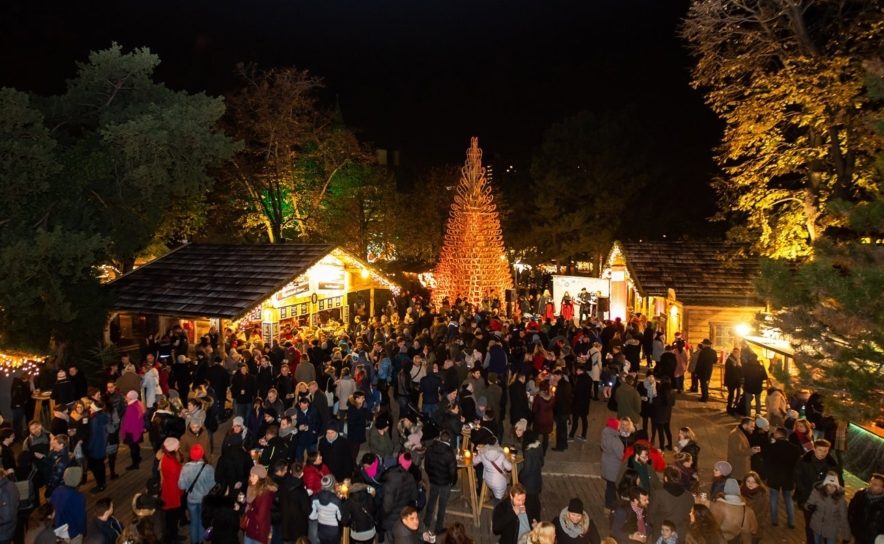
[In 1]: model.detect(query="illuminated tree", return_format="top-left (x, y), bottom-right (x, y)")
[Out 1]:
top-left (432, 138), bottom-right (513, 308)
top-left (755, 62), bottom-right (884, 423)
top-left (683, 0), bottom-right (881, 258)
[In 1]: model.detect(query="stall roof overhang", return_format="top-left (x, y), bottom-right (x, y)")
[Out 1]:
top-left (607, 240), bottom-right (765, 307)
top-left (108, 243), bottom-right (392, 320)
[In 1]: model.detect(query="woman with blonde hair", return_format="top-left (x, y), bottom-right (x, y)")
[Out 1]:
top-left (518, 520), bottom-right (556, 544)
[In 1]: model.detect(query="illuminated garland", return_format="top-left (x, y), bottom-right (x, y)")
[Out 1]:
top-left (0, 351), bottom-right (46, 378)
top-left (432, 137), bottom-right (513, 308)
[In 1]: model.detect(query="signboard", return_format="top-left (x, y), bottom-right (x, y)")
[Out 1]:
top-left (551, 275), bottom-right (610, 299)
top-left (277, 277), bottom-right (310, 300)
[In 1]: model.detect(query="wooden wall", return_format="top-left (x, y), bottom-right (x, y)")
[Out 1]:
top-left (683, 305), bottom-right (765, 349)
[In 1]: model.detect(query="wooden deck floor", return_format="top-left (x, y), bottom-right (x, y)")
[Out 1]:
top-left (57, 383), bottom-right (853, 544)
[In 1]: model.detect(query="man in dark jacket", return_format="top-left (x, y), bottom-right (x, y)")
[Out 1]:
top-left (655, 347), bottom-right (677, 384)
top-left (648, 467), bottom-right (694, 537)
top-left (741, 351), bottom-right (767, 417)
top-left (318, 422), bottom-right (354, 481)
top-left (508, 373), bottom-right (530, 426)
top-left (552, 370), bottom-right (573, 451)
top-left (848, 473), bottom-right (884, 544)
top-left (763, 426), bottom-right (802, 528)
top-left (519, 432), bottom-right (545, 524)
top-left (569, 365), bottom-right (592, 441)
top-left (270, 460), bottom-right (310, 544)
top-left (693, 339), bottom-right (717, 402)
top-left (492, 484), bottom-right (529, 544)
top-left (611, 487), bottom-right (649, 544)
top-left (381, 459), bottom-right (418, 539)
top-left (422, 431), bottom-right (457, 533)
top-left (795, 439), bottom-right (843, 544)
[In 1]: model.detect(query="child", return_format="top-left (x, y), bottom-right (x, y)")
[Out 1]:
top-left (805, 471), bottom-right (851, 544)
top-left (655, 520), bottom-right (678, 544)
top-left (710, 461), bottom-right (732, 499)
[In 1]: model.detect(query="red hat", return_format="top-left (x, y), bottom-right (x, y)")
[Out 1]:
top-left (190, 444), bottom-right (205, 461)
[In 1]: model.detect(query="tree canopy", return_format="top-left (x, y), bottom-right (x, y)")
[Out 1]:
top-left (0, 44), bottom-right (234, 356)
top-left (683, 0), bottom-right (882, 258)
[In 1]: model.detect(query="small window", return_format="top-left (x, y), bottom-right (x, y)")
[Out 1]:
top-left (710, 322), bottom-right (736, 349)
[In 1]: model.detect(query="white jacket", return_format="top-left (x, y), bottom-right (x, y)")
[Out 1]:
top-left (473, 444), bottom-right (512, 499)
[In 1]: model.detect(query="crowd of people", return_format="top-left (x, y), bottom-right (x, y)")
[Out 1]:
top-left (1, 290), bottom-right (882, 544)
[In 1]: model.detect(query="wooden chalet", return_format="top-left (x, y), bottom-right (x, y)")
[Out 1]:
top-left (603, 240), bottom-right (765, 351)
top-left (108, 243), bottom-right (399, 347)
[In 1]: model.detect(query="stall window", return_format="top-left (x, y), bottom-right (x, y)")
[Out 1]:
top-left (710, 322), bottom-right (736, 349)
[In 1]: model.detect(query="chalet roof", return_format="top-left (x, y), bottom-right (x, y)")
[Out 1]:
top-left (612, 240), bottom-right (763, 307)
top-left (109, 243), bottom-right (335, 319)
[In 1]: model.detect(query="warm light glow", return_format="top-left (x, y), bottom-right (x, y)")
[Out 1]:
top-left (735, 323), bottom-right (751, 337)
top-left (432, 137), bottom-right (513, 307)
top-left (0, 351), bottom-right (45, 378)
top-left (670, 306), bottom-right (679, 316)
top-left (360, 268), bottom-right (370, 279)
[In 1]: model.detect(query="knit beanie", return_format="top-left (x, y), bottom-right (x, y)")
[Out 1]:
top-left (399, 452), bottom-right (412, 471)
top-left (714, 461), bottom-right (733, 477)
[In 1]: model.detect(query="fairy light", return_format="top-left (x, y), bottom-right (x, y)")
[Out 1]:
top-left (0, 351), bottom-right (46, 378)
top-left (432, 137), bottom-right (513, 307)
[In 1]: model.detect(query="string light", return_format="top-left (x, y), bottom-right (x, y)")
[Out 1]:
top-left (0, 351), bottom-right (46, 378)
top-left (433, 137), bottom-right (513, 307)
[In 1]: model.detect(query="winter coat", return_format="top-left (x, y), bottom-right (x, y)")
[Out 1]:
top-left (762, 438), bottom-right (801, 490)
top-left (86, 411), bottom-right (109, 459)
top-left (232, 372), bottom-right (257, 404)
top-left (0, 477), bottom-right (20, 541)
top-left (343, 484), bottom-right (377, 541)
top-left (806, 486), bottom-right (851, 541)
top-left (319, 435), bottom-right (354, 481)
top-left (492, 497), bottom-right (522, 544)
top-left (571, 372), bottom-right (592, 415)
top-left (302, 463), bottom-right (330, 495)
top-left (215, 443), bottom-right (252, 495)
top-left (694, 347), bottom-right (716, 381)
top-left (727, 426), bottom-right (752, 481)
top-left (617, 455), bottom-right (661, 494)
top-left (651, 385), bottom-right (675, 424)
top-left (159, 452), bottom-right (183, 510)
top-left (474, 444), bottom-right (513, 499)
top-left (656, 352), bottom-right (677, 381)
top-left (202, 494), bottom-right (240, 544)
top-left (848, 488), bottom-right (884, 544)
top-left (531, 393), bottom-right (555, 434)
top-left (794, 451), bottom-right (842, 506)
top-left (710, 498), bottom-right (758, 544)
top-left (679, 440), bottom-right (701, 470)
top-left (766, 390), bottom-right (788, 427)
top-left (508, 380), bottom-right (531, 424)
top-left (552, 507), bottom-right (599, 544)
top-left (381, 465), bottom-right (417, 530)
top-left (391, 518), bottom-right (421, 544)
top-left (177, 460), bottom-right (216, 504)
top-left (554, 378), bottom-right (573, 417)
top-left (179, 427), bottom-right (213, 464)
top-left (49, 485), bottom-right (86, 539)
top-left (424, 438), bottom-right (457, 486)
top-left (244, 489), bottom-right (275, 544)
top-left (309, 489), bottom-right (345, 529)
top-left (295, 406), bottom-right (320, 448)
top-left (519, 438), bottom-right (544, 495)
top-left (648, 482), bottom-right (694, 537)
top-left (336, 377), bottom-right (357, 408)
top-left (120, 400), bottom-right (145, 444)
top-left (723, 357), bottom-right (743, 388)
top-left (367, 426), bottom-right (396, 461)
top-left (600, 422), bottom-right (625, 483)
top-left (615, 383), bottom-right (642, 425)
top-left (149, 410), bottom-right (184, 450)
top-left (741, 359), bottom-right (767, 394)
top-left (346, 400), bottom-right (369, 444)
top-left (741, 486), bottom-right (769, 530)
top-left (271, 474), bottom-right (313, 542)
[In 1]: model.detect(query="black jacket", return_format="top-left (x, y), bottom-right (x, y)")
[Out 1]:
top-left (655, 352), bottom-right (677, 381)
top-left (519, 439), bottom-right (544, 495)
top-left (271, 474), bottom-right (310, 540)
top-left (651, 385), bottom-right (675, 424)
top-left (319, 436), bottom-right (354, 481)
top-left (554, 378), bottom-right (573, 417)
top-left (848, 488), bottom-right (884, 544)
top-left (794, 450), bottom-right (842, 505)
top-left (231, 372), bottom-right (257, 404)
top-left (492, 497), bottom-right (521, 544)
top-left (380, 465), bottom-right (417, 530)
top-left (742, 360), bottom-right (767, 394)
top-left (508, 380), bottom-right (530, 424)
top-left (571, 373), bottom-right (592, 415)
top-left (202, 494), bottom-right (240, 544)
top-left (424, 439), bottom-right (457, 486)
top-left (694, 346), bottom-right (716, 380)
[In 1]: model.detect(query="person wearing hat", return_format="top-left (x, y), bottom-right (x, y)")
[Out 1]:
top-left (180, 409), bottom-right (212, 464)
top-left (177, 443), bottom-right (215, 544)
top-left (317, 421), bottom-right (353, 481)
top-left (49, 466), bottom-right (86, 543)
top-left (552, 497), bottom-right (599, 544)
top-left (710, 478), bottom-right (758, 543)
top-left (367, 412), bottom-right (396, 467)
top-left (242, 465), bottom-right (277, 544)
top-left (694, 339), bottom-right (717, 402)
top-left (710, 461), bottom-right (733, 499)
top-left (157, 437), bottom-right (184, 542)
top-left (308, 474), bottom-right (344, 544)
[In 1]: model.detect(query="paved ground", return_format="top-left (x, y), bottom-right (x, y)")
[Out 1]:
top-left (56, 379), bottom-right (860, 544)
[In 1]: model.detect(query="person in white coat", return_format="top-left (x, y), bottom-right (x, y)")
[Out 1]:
top-left (473, 439), bottom-right (513, 500)
top-left (141, 362), bottom-right (159, 409)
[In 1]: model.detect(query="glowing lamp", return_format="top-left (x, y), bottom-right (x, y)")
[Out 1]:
top-left (735, 323), bottom-right (751, 337)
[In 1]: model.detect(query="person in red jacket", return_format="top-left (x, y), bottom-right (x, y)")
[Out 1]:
top-left (301, 450), bottom-right (331, 495)
top-left (242, 465), bottom-right (277, 544)
top-left (623, 431), bottom-right (667, 473)
top-left (158, 437), bottom-right (184, 542)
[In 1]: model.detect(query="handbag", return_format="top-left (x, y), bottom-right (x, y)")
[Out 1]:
top-left (239, 504), bottom-right (250, 531)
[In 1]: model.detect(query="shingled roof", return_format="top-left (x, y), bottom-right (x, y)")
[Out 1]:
top-left (110, 243), bottom-right (335, 318)
top-left (612, 240), bottom-right (763, 307)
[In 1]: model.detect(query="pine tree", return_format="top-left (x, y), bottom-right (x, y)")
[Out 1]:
top-left (432, 138), bottom-right (513, 308)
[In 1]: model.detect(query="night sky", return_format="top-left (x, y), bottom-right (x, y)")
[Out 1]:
top-left (1, 0), bottom-right (723, 234)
